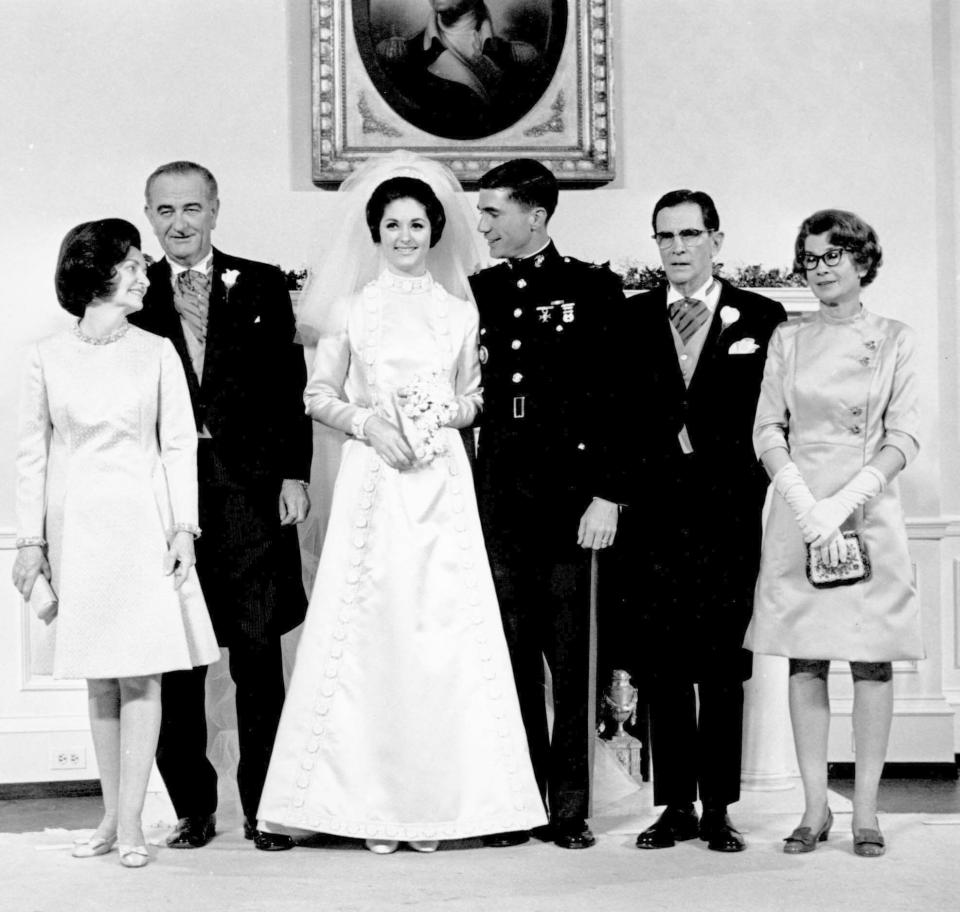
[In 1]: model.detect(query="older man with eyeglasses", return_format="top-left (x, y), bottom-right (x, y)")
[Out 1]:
top-left (609, 189), bottom-right (786, 853)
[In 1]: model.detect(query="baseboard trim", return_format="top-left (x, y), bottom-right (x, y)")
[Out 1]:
top-left (7, 759), bottom-right (958, 798)
top-left (0, 779), bottom-right (102, 800)
top-left (828, 760), bottom-right (959, 781)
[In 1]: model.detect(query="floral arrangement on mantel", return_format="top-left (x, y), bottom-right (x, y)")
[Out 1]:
top-left (282, 268), bottom-right (308, 291)
top-left (283, 263), bottom-right (807, 293)
top-left (615, 260), bottom-right (806, 291)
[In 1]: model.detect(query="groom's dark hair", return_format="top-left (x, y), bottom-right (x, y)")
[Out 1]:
top-left (478, 159), bottom-right (558, 220)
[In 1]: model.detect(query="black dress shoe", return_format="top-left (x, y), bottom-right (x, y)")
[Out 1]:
top-left (699, 810), bottom-right (746, 853)
top-left (254, 830), bottom-right (295, 851)
top-left (244, 818), bottom-right (295, 851)
top-left (166, 814), bottom-right (216, 849)
top-left (553, 820), bottom-right (596, 850)
top-left (482, 830), bottom-right (530, 848)
top-left (635, 806), bottom-right (699, 849)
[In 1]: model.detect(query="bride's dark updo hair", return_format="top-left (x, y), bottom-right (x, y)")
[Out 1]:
top-left (366, 176), bottom-right (446, 248)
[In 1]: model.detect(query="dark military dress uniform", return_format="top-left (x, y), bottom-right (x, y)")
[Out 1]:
top-left (469, 242), bottom-right (627, 825)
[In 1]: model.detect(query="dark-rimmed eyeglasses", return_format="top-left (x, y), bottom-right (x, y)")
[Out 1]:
top-left (652, 229), bottom-right (714, 249)
top-left (801, 248), bottom-right (847, 271)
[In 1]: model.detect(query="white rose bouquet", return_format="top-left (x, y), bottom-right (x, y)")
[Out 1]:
top-left (395, 372), bottom-right (458, 465)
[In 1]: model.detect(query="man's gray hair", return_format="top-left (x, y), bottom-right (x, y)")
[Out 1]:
top-left (145, 161), bottom-right (218, 204)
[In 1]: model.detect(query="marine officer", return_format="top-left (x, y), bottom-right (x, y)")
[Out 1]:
top-left (469, 158), bottom-right (627, 850)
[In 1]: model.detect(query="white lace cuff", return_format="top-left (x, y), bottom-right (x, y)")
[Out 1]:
top-left (171, 523), bottom-right (201, 539)
top-left (352, 409), bottom-right (374, 440)
top-left (15, 536), bottom-right (46, 549)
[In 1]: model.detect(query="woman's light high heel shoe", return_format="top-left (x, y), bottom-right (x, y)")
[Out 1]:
top-left (365, 839), bottom-right (399, 855)
top-left (118, 844), bottom-right (150, 868)
top-left (71, 834), bottom-right (117, 858)
top-left (783, 807), bottom-right (833, 854)
top-left (852, 821), bottom-right (885, 857)
top-left (408, 840), bottom-right (439, 853)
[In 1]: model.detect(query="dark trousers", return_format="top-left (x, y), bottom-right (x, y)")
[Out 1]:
top-left (487, 529), bottom-right (592, 824)
top-left (648, 678), bottom-right (744, 809)
top-left (156, 638), bottom-right (286, 823)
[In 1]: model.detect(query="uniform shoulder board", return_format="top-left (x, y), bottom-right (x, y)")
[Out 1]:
top-left (376, 36), bottom-right (410, 62)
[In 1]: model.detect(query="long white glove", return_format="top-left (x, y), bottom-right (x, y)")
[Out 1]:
top-left (773, 462), bottom-right (817, 523)
top-left (773, 462), bottom-right (851, 564)
top-left (800, 466), bottom-right (886, 547)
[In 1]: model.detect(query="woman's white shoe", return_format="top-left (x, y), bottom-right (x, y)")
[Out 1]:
top-left (408, 840), bottom-right (439, 853)
top-left (71, 834), bottom-right (117, 858)
top-left (364, 839), bottom-right (399, 855)
top-left (118, 844), bottom-right (150, 868)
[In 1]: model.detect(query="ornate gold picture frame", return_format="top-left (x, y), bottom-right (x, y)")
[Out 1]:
top-left (311, 0), bottom-right (614, 186)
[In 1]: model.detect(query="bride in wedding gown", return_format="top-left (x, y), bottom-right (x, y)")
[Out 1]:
top-left (257, 153), bottom-right (546, 853)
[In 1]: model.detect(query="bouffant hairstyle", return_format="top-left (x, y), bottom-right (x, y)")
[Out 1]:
top-left (365, 176), bottom-right (446, 247)
top-left (144, 160), bottom-right (218, 204)
top-left (478, 159), bottom-right (559, 220)
top-left (651, 189), bottom-right (721, 233)
top-left (55, 218), bottom-right (142, 317)
top-left (793, 209), bottom-right (883, 287)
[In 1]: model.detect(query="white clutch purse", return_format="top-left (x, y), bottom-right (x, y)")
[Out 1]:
top-left (27, 575), bottom-right (58, 623)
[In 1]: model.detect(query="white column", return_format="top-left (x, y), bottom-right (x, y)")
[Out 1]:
top-left (741, 653), bottom-right (798, 791)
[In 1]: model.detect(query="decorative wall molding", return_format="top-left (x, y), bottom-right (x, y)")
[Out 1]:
top-left (906, 516), bottom-right (960, 539)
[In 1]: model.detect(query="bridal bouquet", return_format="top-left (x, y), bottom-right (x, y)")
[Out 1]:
top-left (395, 372), bottom-right (458, 465)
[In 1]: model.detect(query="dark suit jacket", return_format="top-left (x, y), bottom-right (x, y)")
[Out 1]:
top-left (133, 251), bottom-right (310, 482)
top-left (130, 250), bottom-right (311, 642)
top-left (619, 281), bottom-right (786, 681)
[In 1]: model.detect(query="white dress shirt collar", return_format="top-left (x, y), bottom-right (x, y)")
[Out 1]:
top-left (167, 251), bottom-right (213, 281)
top-left (666, 276), bottom-right (720, 313)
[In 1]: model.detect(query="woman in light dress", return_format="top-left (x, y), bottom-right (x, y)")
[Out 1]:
top-left (745, 210), bottom-right (922, 857)
top-left (257, 154), bottom-right (546, 854)
top-left (11, 219), bottom-right (220, 868)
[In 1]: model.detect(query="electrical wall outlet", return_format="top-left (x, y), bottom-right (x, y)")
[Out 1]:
top-left (50, 747), bottom-right (86, 770)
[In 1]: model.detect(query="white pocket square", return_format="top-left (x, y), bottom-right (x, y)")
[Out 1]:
top-left (728, 337), bottom-right (759, 355)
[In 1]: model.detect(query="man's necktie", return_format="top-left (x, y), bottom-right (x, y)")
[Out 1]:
top-left (174, 269), bottom-right (211, 344)
top-left (669, 296), bottom-right (709, 346)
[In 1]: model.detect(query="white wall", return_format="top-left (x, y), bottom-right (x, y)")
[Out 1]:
top-left (1, 0), bottom-right (958, 782)
top-left (0, 0), bottom-right (947, 517)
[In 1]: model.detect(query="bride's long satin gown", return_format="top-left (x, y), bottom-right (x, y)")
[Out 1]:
top-left (257, 271), bottom-right (547, 841)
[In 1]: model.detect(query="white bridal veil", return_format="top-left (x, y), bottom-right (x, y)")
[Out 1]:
top-left (296, 149), bottom-right (486, 344)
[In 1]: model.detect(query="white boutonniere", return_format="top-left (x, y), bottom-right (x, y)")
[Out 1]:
top-left (728, 337), bottom-right (760, 355)
top-left (719, 306), bottom-right (740, 328)
top-left (221, 269), bottom-right (240, 290)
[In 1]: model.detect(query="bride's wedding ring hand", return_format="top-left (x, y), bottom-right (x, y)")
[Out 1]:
top-left (365, 417), bottom-right (416, 470)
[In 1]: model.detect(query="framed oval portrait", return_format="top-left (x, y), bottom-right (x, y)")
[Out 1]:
top-left (353, 0), bottom-right (568, 141)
